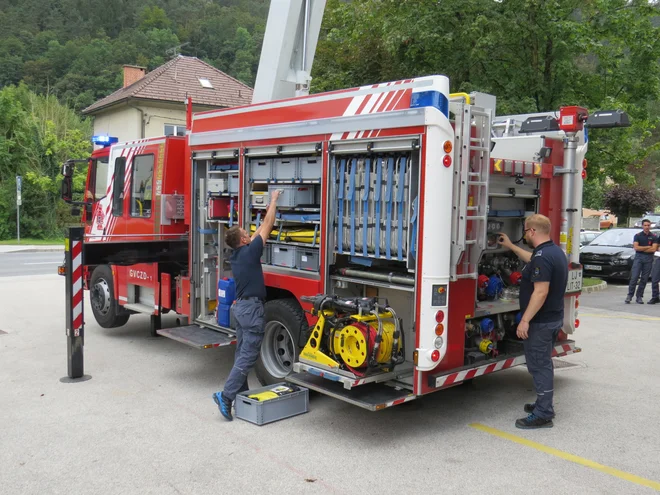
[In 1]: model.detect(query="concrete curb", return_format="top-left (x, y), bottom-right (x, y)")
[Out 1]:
top-left (582, 280), bottom-right (608, 293)
top-left (0, 246), bottom-right (64, 254)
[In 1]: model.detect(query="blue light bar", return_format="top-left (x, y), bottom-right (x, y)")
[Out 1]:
top-left (92, 135), bottom-right (119, 147)
top-left (410, 90), bottom-right (449, 118)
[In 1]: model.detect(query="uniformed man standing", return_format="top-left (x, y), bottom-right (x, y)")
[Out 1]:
top-left (498, 214), bottom-right (568, 429)
top-left (213, 189), bottom-right (280, 421)
top-left (625, 219), bottom-right (658, 304)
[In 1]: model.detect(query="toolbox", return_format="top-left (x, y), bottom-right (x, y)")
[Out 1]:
top-left (228, 175), bottom-right (239, 195)
top-left (298, 156), bottom-right (323, 181)
top-left (249, 158), bottom-right (272, 181)
top-left (235, 383), bottom-right (309, 426)
top-left (296, 248), bottom-right (320, 271)
top-left (271, 245), bottom-right (296, 268)
top-left (207, 178), bottom-right (228, 194)
top-left (268, 184), bottom-right (315, 208)
top-left (250, 191), bottom-right (268, 209)
top-left (273, 157), bottom-right (298, 181)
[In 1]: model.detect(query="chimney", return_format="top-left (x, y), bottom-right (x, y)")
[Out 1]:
top-left (123, 65), bottom-right (146, 88)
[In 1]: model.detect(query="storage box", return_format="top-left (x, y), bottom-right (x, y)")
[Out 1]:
top-left (296, 248), bottom-right (320, 271)
top-left (268, 184), bottom-right (315, 208)
top-left (229, 175), bottom-right (240, 195)
top-left (261, 243), bottom-right (271, 265)
top-left (271, 245), bottom-right (296, 268)
top-left (273, 157), bottom-right (298, 181)
top-left (298, 156), bottom-right (323, 181)
top-left (235, 383), bottom-right (309, 426)
top-left (250, 191), bottom-right (268, 209)
top-left (208, 197), bottom-right (233, 219)
top-left (207, 178), bottom-right (228, 194)
top-left (250, 159), bottom-right (272, 181)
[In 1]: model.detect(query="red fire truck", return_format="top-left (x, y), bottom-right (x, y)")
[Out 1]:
top-left (60, 2), bottom-right (629, 409)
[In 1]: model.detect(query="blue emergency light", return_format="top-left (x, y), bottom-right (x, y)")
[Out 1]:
top-left (92, 135), bottom-right (119, 147)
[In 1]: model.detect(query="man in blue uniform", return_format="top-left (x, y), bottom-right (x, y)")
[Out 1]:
top-left (213, 189), bottom-right (280, 421)
top-left (498, 214), bottom-right (568, 429)
top-left (625, 219), bottom-right (658, 304)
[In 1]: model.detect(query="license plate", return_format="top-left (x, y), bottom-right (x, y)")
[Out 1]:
top-left (566, 268), bottom-right (583, 293)
top-left (583, 264), bottom-right (601, 271)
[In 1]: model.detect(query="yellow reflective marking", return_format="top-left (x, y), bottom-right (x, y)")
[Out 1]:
top-left (64, 238), bottom-right (70, 252)
top-left (534, 162), bottom-right (542, 175)
top-left (494, 159), bottom-right (503, 172)
top-left (470, 423), bottom-right (660, 491)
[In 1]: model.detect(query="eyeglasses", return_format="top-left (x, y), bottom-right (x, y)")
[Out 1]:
top-left (524, 228), bottom-right (536, 233)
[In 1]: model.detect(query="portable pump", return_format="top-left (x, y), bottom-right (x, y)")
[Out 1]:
top-left (299, 295), bottom-right (405, 377)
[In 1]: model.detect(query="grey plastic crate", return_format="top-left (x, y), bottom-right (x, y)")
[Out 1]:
top-left (261, 243), bottom-right (271, 265)
top-left (268, 184), bottom-right (315, 208)
top-left (235, 383), bottom-right (309, 426)
top-left (273, 157), bottom-right (298, 181)
top-left (250, 159), bottom-right (273, 181)
top-left (271, 245), bottom-right (296, 268)
top-left (228, 175), bottom-right (239, 195)
top-left (296, 248), bottom-right (319, 271)
top-left (298, 156), bottom-right (323, 181)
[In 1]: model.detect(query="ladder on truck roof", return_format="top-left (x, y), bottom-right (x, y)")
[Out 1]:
top-left (449, 98), bottom-right (492, 281)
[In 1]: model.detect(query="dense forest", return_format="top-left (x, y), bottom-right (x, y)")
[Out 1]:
top-left (0, 0), bottom-right (659, 239)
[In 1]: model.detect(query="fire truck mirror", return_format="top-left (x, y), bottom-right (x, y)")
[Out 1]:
top-left (61, 176), bottom-right (73, 202)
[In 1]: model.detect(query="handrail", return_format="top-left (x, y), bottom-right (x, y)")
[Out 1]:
top-left (450, 92), bottom-right (471, 104)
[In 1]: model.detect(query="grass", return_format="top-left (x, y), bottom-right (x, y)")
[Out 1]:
top-left (583, 277), bottom-right (604, 287)
top-left (0, 238), bottom-right (64, 245)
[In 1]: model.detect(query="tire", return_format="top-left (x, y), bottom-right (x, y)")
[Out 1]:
top-left (89, 265), bottom-right (130, 328)
top-left (255, 298), bottom-right (308, 386)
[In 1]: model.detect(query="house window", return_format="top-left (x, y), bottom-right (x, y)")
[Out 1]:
top-left (164, 124), bottom-right (186, 137)
top-left (198, 77), bottom-right (213, 89)
top-left (131, 154), bottom-right (155, 218)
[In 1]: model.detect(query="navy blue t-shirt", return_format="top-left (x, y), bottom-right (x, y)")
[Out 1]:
top-left (633, 231), bottom-right (658, 259)
top-left (230, 236), bottom-right (266, 299)
top-left (519, 240), bottom-right (568, 324)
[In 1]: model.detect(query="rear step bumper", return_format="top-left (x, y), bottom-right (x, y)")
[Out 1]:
top-left (286, 373), bottom-right (416, 411)
top-left (157, 325), bottom-right (236, 349)
top-left (429, 340), bottom-right (579, 389)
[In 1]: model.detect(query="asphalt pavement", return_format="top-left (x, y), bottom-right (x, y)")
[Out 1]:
top-left (581, 280), bottom-right (660, 317)
top-left (1, 275), bottom-right (659, 494)
top-left (0, 252), bottom-right (63, 277)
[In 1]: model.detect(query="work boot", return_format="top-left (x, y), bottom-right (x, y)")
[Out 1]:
top-left (213, 392), bottom-right (233, 421)
top-left (524, 403), bottom-right (555, 419)
top-left (515, 413), bottom-right (553, 429)
top-left (636, 298), bottom-right (644, 304)
top-left (625, 297), bottom-right (632, 304)
top-left (648, 298), bottom-right (659, 305)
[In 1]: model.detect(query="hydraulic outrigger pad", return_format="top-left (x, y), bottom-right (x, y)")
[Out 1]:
top-left (60, 227), bottom-right (92, 383)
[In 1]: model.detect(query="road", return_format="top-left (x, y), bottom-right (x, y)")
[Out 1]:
top-left (0, 252), bottom-right (63, 277)
top-left (581, 280), bottom-right (660, 317)
top-left (1, 275), bottom-right (659, 494)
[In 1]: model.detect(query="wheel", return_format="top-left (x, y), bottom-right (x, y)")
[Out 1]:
top-left (255, 298), bottom-right (308, 386)
top-left (89, 265), bottom-right (130, 328)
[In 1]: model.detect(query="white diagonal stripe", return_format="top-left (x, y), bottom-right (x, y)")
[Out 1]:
top-left (73, 302), bottom-right (83, 320)
top-left (73, 278), bottom-right (82, 295)
top-left (73, 253), bottom-right (82, 270)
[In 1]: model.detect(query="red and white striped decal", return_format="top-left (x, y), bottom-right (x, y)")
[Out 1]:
top-left (376, 394), bottom-right (417, 410)
top-left (433, 342), bottom-right (578, 389)
top-left (71, 240), bottom-right (83, 336)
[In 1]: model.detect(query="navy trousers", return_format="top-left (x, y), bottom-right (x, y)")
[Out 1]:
top-left (627, 255), bottom-right (653, 299)
top-left (524, 320), bottom-right (562, 420)
top-left (223, 299), bottom-right (265, 402)
top-left (651, 257), bottom-right (660, 300)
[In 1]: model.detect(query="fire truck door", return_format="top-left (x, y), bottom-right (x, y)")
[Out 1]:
top-left (84, 156), bottom-right (109, 225)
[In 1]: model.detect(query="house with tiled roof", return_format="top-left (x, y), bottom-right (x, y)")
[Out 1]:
top-left (83, 55), bottom-right (253, 142)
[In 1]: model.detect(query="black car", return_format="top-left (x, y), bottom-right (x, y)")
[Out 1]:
top-left (579, 228), bottom-right (660, 280)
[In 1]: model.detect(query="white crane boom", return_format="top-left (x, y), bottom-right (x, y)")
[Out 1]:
top-left (252, 0), bottom-right (326, 103)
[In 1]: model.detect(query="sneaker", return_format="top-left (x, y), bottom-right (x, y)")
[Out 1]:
top-left (636, 298), bottom-right (644, 304)
top-left (213, 392), bottom-right (233, 421)
top-left (625, 297), bottom-right (632, 304)
top-left (524, 403), bottom-right (555, 419)
top-left (515, 413), bottom-right (553, 429)
top-left (648, 298), bottom-right (659, 305)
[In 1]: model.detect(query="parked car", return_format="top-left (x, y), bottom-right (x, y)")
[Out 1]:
top-left (579, 228), bottom-right (660, 280)
top-left (580, 230), bottom-right (601, 247)
top-left (633, 214), bottom-right (660, 229)
top-left (600, 214), bottom-right (616, 229)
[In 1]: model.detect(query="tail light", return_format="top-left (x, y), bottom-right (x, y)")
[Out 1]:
top-left (443, 155), bottom-right (452, 167)
top-left (443, 140), bottom-right (453, 153)
top-left (435, 310), bottom-right (445, 323)
top-left (431, 350), bottom-right (440, 362)
top-left (575, 319), bottom-right (580, 328)
top-left (435, 324), bottom-right (445, 336)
